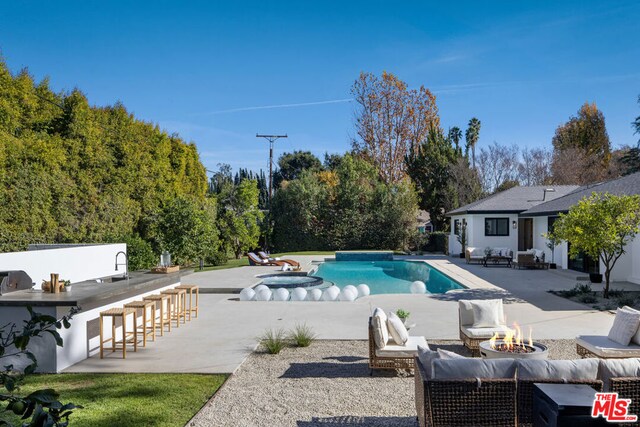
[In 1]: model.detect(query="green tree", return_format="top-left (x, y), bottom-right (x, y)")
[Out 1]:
top-left (448, 126), bottom-right (463, 156)
top-left (273, 151), bottom-right (322, 188)
top-left (621, 95), bottom-right (640, 175)
top-left (151, 197), bottom-right (218, 266)
top-left (464, 117), bottom-right (481, 169)
top-left (405, 126), bottom-right (458, 230)
top-left (552, 193), bottom-right (640, 298)
top-left (217, 179), bottom-right (264, 259)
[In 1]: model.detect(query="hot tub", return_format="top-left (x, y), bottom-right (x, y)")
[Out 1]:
top-left (257, 273), bottom-right (326, 289)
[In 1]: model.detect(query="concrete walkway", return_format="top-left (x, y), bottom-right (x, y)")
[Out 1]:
top-left (65, 254), bottom-right (626, 374)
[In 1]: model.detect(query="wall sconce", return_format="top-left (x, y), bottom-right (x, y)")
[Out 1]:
top-left (512, 220), bottom-right (518, 229)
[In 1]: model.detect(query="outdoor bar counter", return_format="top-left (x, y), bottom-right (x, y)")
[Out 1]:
top-left (0, 269), bottom-right (192, 372)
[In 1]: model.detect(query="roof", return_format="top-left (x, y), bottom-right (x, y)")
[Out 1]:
top-left (446, 185), bottom-right (580, 216)
top-left (520, 172), bottom-right (640, 217)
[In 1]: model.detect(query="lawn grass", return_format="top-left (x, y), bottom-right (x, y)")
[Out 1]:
top-left (271, 251), bottom-right (335, 256)
top-left (2, 373), bottom-right (227, 427)
top-left (198, 257), bottom-right (248, 271)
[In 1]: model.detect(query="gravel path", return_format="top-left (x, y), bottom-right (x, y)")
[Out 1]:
top-left (189, 339), bottom-right (578, 427)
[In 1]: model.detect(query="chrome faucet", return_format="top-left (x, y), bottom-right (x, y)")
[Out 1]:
top-left (115, 251), bottom-right (129, 279)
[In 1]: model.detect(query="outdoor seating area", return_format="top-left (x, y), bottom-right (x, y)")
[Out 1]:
top-left (458, 299), bottom-right (514, 355)
top-left (99, 284), bottom-right (199, 359)
top-left (514, 249), bottom-right (549, 270)
top-left (247, 252), bottom-right (301, 270)
top-left (576, 305), bottom-right (640, 359)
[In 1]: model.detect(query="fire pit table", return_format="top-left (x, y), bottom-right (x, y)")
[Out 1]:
top-left (479, 339), bottom-right (549, 360)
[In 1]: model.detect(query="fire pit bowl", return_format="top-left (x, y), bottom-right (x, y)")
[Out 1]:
top-left (479, 340), bottom-right (549, 360)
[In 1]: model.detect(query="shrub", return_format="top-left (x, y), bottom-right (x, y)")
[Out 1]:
top-left (423, 231), bottom-right (448, 253)
top-left (575, 283), bottom-right (594, 295)
top-left (396, 309), bottom-right (410, 321)
top-left (578, 294), bottom-right (597, 304)
top-left (608, 289), bottom-right (625, 298)
top-left (616, 295), bottom-right (637, 308)
top-left (289, 323), bottom-right (317, 347)
top-left (260, 328), bottom-right (287, 354)
top-left (119, 233), bottom-right (156, 271)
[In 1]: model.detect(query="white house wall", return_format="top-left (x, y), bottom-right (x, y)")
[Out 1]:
top-left (449, 214), bottom-right (519, 256)
top-left (0, 244), bottom-right (126, 288)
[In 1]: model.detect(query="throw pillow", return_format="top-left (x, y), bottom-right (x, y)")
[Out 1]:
top-left (621, 306), bottom-right (640, 345)
top-left (608, 307), bottom-right (640, 346)
top-left (417, 345), bottom-right (438, 378)
top-left (471, 299), bottom-right (503, 328)
top-left (371, 307), bottom-right (389, 349)
top-left (386, 311), bottom-right (409, 345)
top-left (437, 348), bottom-right (466, 359)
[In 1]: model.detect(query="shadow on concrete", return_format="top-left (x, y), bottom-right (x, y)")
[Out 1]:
top-left (280, 362), bottom-right (372, 378)
top-left (431, 288), bottom-right (525, 304)
top-left (322, 356), bottom-right (367, 363)
top-left (297, 416), bottom-right (417, 426)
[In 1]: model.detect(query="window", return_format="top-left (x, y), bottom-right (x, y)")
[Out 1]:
top-left (547, 216), bottom-right (559, 233)
top-left (453, 219), bottom-right (460, 235)
top-left (485, 218), bottom-right (509, 236)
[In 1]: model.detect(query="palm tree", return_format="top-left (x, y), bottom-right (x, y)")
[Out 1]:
top-left (465, 118), bottom-right (481, 169)
top-left (448, 126), bottom-right (463, 156)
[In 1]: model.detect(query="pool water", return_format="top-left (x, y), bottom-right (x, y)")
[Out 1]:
top-left (259, 275), bottom-right (324, 289)
top-left (312, 260), bottom-right (464, 295)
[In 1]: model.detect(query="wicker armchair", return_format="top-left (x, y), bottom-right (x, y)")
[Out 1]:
top-left (414, 357), bottom-right (517, 427)
top-left (611, 377), bottom-right (640, 424)
top-left (368, 317), bottom-right (423, 372)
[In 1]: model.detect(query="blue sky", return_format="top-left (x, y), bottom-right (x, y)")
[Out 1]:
top-left (1, 1), bottom-right (639, 173)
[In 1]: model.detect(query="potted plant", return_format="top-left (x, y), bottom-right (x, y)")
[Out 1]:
top-left (456, 222), bottom-right (467, 259)
top-left (589, 269), bottom-right (603, 284)
top-left (396, 309), bottom-right (410, 326)
top-left (543, 232), bottom-right (560, 269)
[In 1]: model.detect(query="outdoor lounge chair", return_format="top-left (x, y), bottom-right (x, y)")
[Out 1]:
top-left (459, 299), bottom-right (514, 356)
top-left (576, 306), bottom-right (640, 359)
top-left (247, 252), bottom-right (300, 270)
top-left (368, 310), bottom-right (427, 372)
top-left (257, 251), bottom-right (300, 268)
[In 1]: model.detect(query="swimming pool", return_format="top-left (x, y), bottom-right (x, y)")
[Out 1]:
top-left (311, 260), bottom-right (464, 295)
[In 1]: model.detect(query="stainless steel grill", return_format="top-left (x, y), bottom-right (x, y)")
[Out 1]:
top-left (0, 270), bottom-right (34, 295)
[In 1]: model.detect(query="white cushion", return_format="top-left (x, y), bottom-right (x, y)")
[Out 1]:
top-left (621, 306), bottom-right (640, 345)
top-left (608, 307), bottom-right (640, 345)
top-left (437, 349), bottom-right (466, 359)
top-left (598, 358), bottom-right (640, 391)
top-left (387, 311), bottom-right (409, 345)
top-left (459, 300), bottom-right (506, 327)
top-left (461, 325), bottom-right (515, 338)
top-left (471, 299), bottom-right (503, 327)
top-left (375, 335), bottom-right (428, 357)
top-left (517, 359), bottom-right (599, 381)
top-left (432, 358), bottom-right (517, 380)
top-left (577, 335), bottom-right (640, 358)
top-left (372, 308), bottom-right (389, 349)
top-left (417, 345), bottom-right (437, 378)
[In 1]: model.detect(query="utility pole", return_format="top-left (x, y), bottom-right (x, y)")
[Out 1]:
top-left (256, 133), bottom-right (287, 251)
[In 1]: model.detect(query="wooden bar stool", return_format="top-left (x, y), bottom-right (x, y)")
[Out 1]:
top-left (143, 294), bottom-right (172, 335)
top-left (124, 300), bottom-right (156, 346)
top-left (176, 284), bottom-right (199, 321)
top-left (161, 288), bottom-right (187, 327)
top-left (99, 307), bottom-right (137, 359)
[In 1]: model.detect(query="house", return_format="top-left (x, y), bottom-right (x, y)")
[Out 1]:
top-left (446, 185), bottom-right (579, 256)
top-left (416, 210), bottom-right (434, 233)
top-left (519, 172), bottom-right (640, 284)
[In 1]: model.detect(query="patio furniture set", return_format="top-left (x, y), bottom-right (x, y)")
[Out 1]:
top-left (99, 283), bottom-right (199, 359)
top-left (466, 247), bottom-right (550, 269)
top-left (368, 300), bottom-right (640, 426)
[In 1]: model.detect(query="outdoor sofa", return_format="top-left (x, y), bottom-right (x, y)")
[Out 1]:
top-left (368, 308), bottom-right (428, 372)
top-left (459, 299), bottom-right (514, 356)
top-left (414, 352), bottom-right (640, 427)
top-left (465, 247), bottom-right (485, 264)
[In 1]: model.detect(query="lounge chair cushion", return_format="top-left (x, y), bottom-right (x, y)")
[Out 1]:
top-left (608, 307), bottom-right (640, 345)
top-left (577, 335), bottom-right (640, 358)
top-left (459, 299), bottom-right (506, 327)
top-left (375, 335), bottom-right (428, 357)
top-left (372, 308), bottom-right (389, 349)
top-left (432, 358), bottom-right (517, 380)
top-left (386, 311), bottom-right (408, 345)
top-left (598, 358), bottom-right (640, 391)
top-left (517, 359), bottom-right (599, 381)
top-left (622, 306), bottom-right (640, 345)
top-left (460, 325), bottom-right (514, 338)
top-left (417, 345), bottom-right (437, 378)
top-left (471, 299), bottom-right (503, 327)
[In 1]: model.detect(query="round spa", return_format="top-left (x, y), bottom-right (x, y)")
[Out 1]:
top-left (257, 273), bottom-right (326, 289)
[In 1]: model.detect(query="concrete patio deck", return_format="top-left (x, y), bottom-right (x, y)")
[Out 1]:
top-left (64, 254), bottom-right (632, 374)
